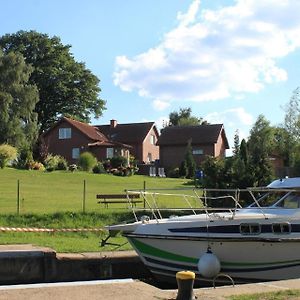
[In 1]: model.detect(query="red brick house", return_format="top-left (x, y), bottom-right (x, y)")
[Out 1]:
top-left (97, 120), bottom-right (159, 163)
top-left (157, 124), bottom-right (229, 170)
top-left (41, 117), bottom-right (159, 164)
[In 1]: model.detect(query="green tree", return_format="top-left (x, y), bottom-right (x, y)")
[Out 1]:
top-left (282, 88), bottom-right (300, 168)
top-left (247, 115), bottom-right (273, 186)
top-left (169, 107), bottom-right (207, 126)
top-left (0, 50), bottom-right (38, 149)
top-left (0, 30), bottom-right (106, 133)
top-left (0, 144), bottom-right (18, 168)
top-left (184, 142), bottom-right (196, 178)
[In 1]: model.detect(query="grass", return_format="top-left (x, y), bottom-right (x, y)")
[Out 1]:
top-left (0, 168), bottom-right (193, 252)
top-left (0, 168), bottom-right (191, 214)
top-left (228, 289), bottom-right (300, 300)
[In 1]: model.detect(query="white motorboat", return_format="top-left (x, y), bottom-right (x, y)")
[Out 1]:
top-left (107, 177), bottom-right (300, 285)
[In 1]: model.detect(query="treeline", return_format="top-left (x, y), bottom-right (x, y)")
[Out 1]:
top-left (201, 88), bottom-right (300, 188)
top-left (0, 30), bottom-right (105, 164)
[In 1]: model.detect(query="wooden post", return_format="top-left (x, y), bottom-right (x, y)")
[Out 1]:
top-left (143, 180), bottom-right (146, 208)
top-left (17, 179), bottom-right (20, 215)
top-left (83, 179), bottom-right (86, 213)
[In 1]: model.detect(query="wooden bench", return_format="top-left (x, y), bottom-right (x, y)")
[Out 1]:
top-left (96, 194), bottom-right (143, 208)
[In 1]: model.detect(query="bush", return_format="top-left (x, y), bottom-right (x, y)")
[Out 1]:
top-left (56, 157), bottom-right (68, 170)
top-left (92, 162), bottom-right (106, 174)
top-left (44, 154), bottom-right (66, 172)
top-left (69, 164), bottom-right (77, 172)
top-left (28, 161), bottom-right (45, 171)
top-left (167, 167), bottom-right (180, 178)
top-left (0, 144), bottom-right (18, 168)
top-left (110, 156), bottom-right (128, 168)
top-left (16, 146), bottom-right (33, 169)
top-left (78, 152), bottom-right (97, 172)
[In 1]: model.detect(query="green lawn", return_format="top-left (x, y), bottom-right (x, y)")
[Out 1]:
top-left (0, 168), bottom-right (191, 214)
top-left (0, 168), bottom-right (193, 252)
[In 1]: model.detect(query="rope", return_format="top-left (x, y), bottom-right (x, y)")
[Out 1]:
top-left (0, 227), bottom-right (104, 233)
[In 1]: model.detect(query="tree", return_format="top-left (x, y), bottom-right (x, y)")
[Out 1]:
top-left (0, 31), bottom-right (106, 133)
top-left (0, 50), bottom-right (39, 149)
top-left (282, 88), bottom-right (300, 167)
top-left (184, 141), bottom-right (196, 178)
top-left (247, 115), bottom-right (273, 186)
top-left (169, 107), bottom-right (207, 126)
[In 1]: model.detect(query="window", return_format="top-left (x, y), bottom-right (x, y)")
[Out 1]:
top-left (59, 128), bottom-right (71, 139)
top-left (106, 148), bottom-right (114, 159)
top-left (192, 149), bottom-right (204, 155)
top-left (240, 223), bottom-right (261, 235)
top-left (147, 153), bottom-right (152, 163)
top-left (272, 223), bottom-right (291, 234)
top-left (150, 135), bottom-right (155, 145)
top-left (72, 148), bottom-right (80, 159)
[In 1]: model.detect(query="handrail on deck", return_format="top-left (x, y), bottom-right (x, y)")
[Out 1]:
top-left (124, 187), bottom-right (296, 222)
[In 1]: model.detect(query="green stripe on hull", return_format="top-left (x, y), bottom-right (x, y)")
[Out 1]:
top-left (130, 237), bottom-right (197, 263)
top-left (130, 237), bottom-right (300, 268)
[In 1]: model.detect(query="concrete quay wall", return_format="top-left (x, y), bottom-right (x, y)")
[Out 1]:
top-left (0, 245), bottom-right (149, 285)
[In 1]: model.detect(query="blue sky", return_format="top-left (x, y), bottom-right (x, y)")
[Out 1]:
top-left (1, 0), bottom-right (300, 152)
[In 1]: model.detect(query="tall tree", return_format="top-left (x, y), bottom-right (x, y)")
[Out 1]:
top-left (0, 31), bottom-right (106, 132)
top-left (282, 87), bottom-right (300, 167)
top-left (247, 115), bottom-right (273, 186)
top-left (0, 51), bottom-right (39, 149)
top-left (169, 107), bottom-right (207, 126)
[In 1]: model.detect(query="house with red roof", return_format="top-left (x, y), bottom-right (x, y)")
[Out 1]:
top-left (157, 124), bottom-right (229, 171)
top-left (41, 117), bottom-right (159, 165)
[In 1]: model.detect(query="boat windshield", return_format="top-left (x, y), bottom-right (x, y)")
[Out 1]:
top-left (249, 191), bottom-right (300, 208)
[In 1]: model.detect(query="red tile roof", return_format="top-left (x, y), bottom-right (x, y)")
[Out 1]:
top-left (62, 117), bottom-right (108, 141)
top-left (96, 122), bottom-right (157, 144)
top-left (157, 124), bottom-right (229, 148)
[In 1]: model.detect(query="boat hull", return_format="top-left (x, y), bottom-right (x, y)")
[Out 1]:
top-left (125, 234), bottom-right (300, 285)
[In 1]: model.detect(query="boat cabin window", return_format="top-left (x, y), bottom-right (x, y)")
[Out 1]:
top-left (240, 223), bottom-right (261, 235)
top-left (249, 191), bottom-right (286, 208)
top-left (274, 193), bottom-right (300, 208)
top-left (272, 223), bottom-right (291, 234)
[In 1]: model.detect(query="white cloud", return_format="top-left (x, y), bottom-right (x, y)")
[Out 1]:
top-left (114, 0), bottom-right (300, 107)
top-left (152, 99), bottom-right (171, 111)
top-left (205, 107), bottom-right (254, 126)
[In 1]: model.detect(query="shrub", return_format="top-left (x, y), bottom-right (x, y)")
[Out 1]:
top-left (110, 156), bottom-right (128, 168)
top-left (16, 146), bottom-right (33, 169)
top-left (167, 167), bottom-right (180, 178)
top-left (28, 161), bottom-right (45, 171)
top-left (56, 157), bottom-right (68, 170)
top-left (69, 164), bottom-right (78, 172)
top-left (0, 144), bottom-right (18, 168)
top-left (92, 162), bottom-right (106, 174)
top-left (179, 160), bottom-right (188, 178)
top-left (78, 152), bottom-right (97, 172)
top-left (44, 154), bottom-right (66, 172)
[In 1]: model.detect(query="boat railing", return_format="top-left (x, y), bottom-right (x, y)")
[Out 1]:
top-left (124, 187), bottom-right (299, 222)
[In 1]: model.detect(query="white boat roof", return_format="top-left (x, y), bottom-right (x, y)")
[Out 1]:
top-left (267, 177), bottom-right (300, 189)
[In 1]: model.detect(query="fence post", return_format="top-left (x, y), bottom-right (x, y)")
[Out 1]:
top-left (83, 179), bottom-right (86, 213)
top-left (143, 180), bottom-right (146, 208)
top-left (17, 179), bottom-right (20, 215)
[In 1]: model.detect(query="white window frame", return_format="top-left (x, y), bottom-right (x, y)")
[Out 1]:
top-left (106, 148), bottom-right (114, 159)
top-left (72, 148), bottom-right (80, 159)
top-left (59, 128), bottom-right (71, 139)
top-left (192, 149), bottom-right (204, 155)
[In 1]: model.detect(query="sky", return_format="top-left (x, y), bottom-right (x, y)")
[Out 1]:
top-left (1, 0), bottom-right (300, 153)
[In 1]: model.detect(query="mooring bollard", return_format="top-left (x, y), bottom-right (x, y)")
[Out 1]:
top-left (176, 271), bottom-right (195, 300)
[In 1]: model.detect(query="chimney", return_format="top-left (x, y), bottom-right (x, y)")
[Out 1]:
top-left (110, 119), bottom-right (117, 128)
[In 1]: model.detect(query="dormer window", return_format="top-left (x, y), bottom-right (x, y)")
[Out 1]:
top-left (59, 128), bottom-right (71, 139)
